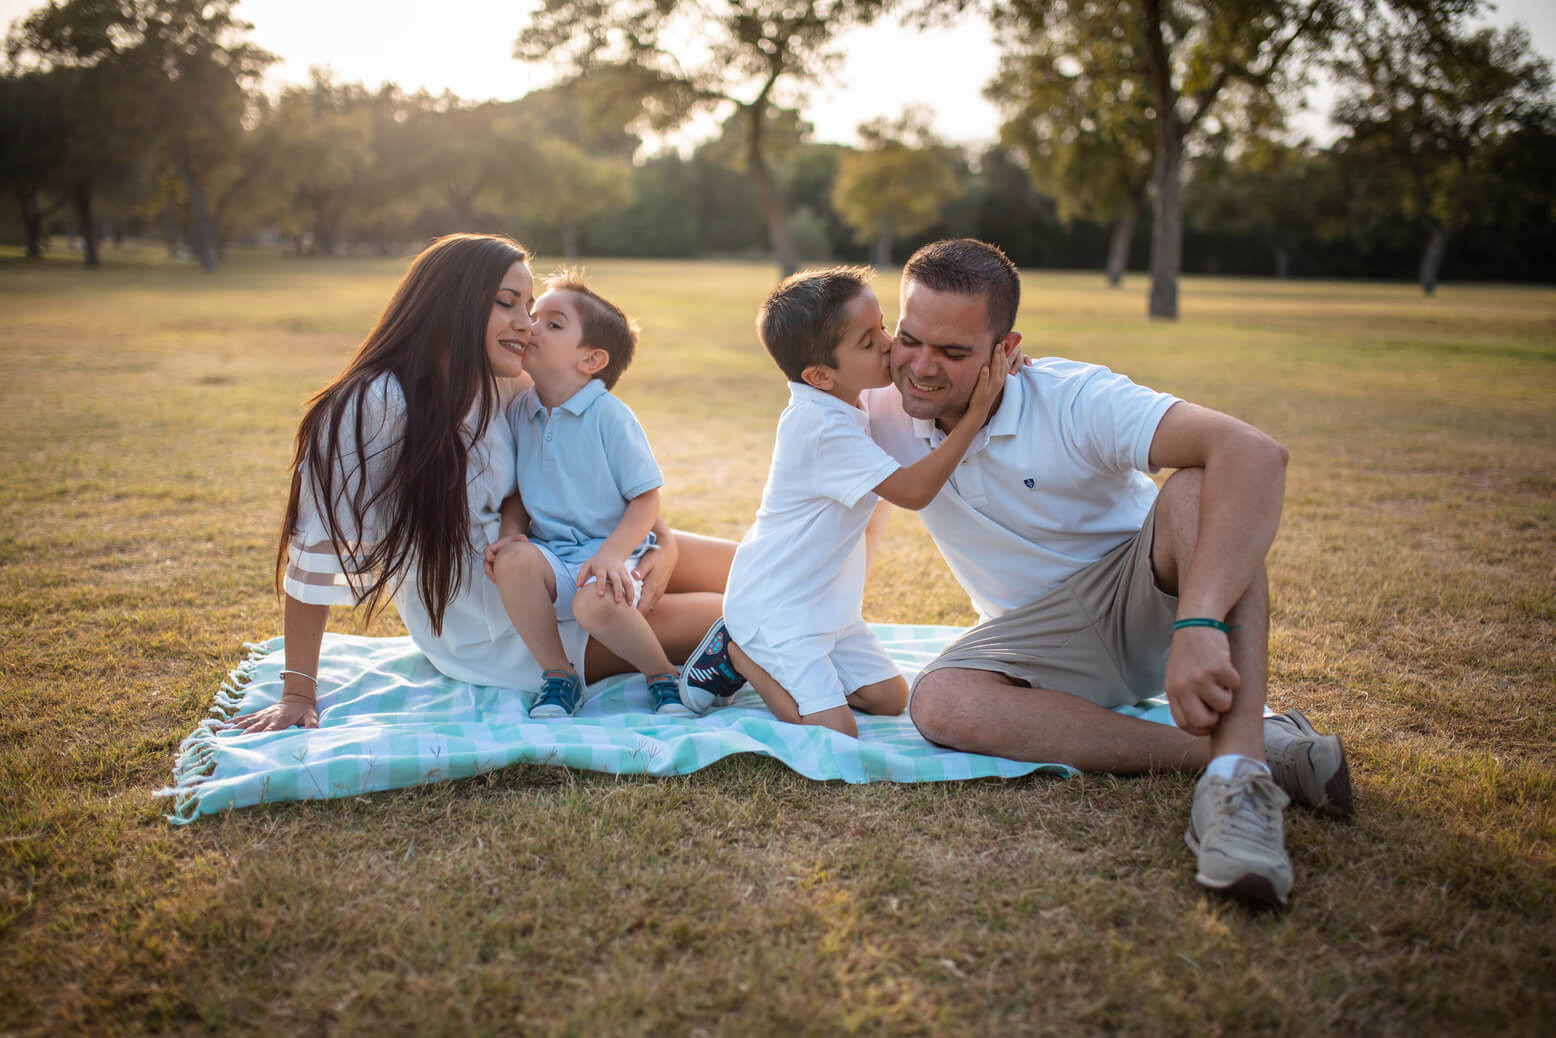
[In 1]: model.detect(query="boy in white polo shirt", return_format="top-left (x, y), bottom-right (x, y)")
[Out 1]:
top-left (677, 266), bottom-right (999, 736)
top-left (483, 271), bottom-right (692, 718)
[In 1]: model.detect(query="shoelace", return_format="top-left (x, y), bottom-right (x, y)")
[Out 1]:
top-left (1213, 776), bottom-right (1285, 848)
top-left (535, 674), bottom-right (578, 711)
top-left (648, 681), bottom-right (681, 709)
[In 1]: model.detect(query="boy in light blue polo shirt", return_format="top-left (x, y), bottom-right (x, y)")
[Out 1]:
top-left (483, 271), bottom-right (691, 718)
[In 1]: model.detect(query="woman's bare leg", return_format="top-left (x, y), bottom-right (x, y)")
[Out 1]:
top-left (665, 530), bottom-right (736, 594)
top-left (582, 591), bottom-right (723, 679)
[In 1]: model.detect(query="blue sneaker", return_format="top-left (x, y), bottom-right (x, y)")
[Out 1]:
top-left (648, 672), bottom-right (695, 717)
top-left (530, 669), bottom-right (581, 718)
top-left (678, 617), bottom-right (747, 713)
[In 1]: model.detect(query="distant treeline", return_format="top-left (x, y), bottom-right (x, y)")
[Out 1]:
top-left (3, 0), bottom-right (1553, 291)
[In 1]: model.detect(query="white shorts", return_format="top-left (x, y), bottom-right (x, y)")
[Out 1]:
top-left (738, 620), bottom-right (903, 716)
top-left (534, 541), bottom-right (653, 621)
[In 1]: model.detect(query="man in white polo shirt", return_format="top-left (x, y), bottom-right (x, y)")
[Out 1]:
top-left (860, 238), bottom-right (1352, 908)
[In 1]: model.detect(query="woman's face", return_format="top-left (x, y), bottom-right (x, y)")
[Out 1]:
top-left (485, 260), bottom-right (536, 379)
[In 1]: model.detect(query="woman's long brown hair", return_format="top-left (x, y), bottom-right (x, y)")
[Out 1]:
top-left (275, 233), bottom-right (528, 634)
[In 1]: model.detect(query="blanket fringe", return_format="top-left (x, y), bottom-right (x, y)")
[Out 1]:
top-left (156, 641), bottom-right (275, 825)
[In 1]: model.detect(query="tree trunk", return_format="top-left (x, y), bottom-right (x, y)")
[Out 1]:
top-left (1105, 206), bottom-right (1137, 287)
top-left (872, 214), bottom-right (892, 269)
top-left (561, 222), bottom-right (580, 262)
top-left (1273, 245), bottom-right (1290, 279)
top-left (18, 190), bottom-right (45, 258)
top-left (1419, 226), bottom-right (1449, 296)
top-left (178, 163), bottom-right (218, 271)
top-left (71, 186), bottom-right (100, 269)
top-left (165, 191), bottom-right (181, 258)
top-left (746, 100), bottom-right (798, 278)
top-left (1146, 134), bottom-right (1183, 319)
top-left (1141, 0), bottom-right (1183, 320)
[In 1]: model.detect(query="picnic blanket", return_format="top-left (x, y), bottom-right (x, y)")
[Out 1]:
top-left (159, 625), bottom-right (1176, 824)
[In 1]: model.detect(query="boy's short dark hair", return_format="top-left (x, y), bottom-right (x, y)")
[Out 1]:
top-left (902, 239), bottom-right (1020, 342)
top-left (756, 265), bottom-right (874, 383)
top-left (546, 270), bottom-right (638, 389)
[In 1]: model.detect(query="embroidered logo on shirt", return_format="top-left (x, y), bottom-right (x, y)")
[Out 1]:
top-left (1023, 477), bottom-right (1036, 489)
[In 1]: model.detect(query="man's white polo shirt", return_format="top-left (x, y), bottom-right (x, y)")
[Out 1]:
top-left (724, 382), bottom-right (901, 646)
top-left (861, 358), bottom-right (1178, 622)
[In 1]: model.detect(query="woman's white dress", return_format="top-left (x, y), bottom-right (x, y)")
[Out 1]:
top-left (282, 373), bottom-right (590, 687)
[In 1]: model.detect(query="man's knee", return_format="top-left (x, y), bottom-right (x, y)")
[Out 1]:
top-left (1157, 467), bottom-right (1204, 532)
top-left (908, 669), bottom-right (966, 748)
top-left (1151, 468), bottom-right (1203, 590)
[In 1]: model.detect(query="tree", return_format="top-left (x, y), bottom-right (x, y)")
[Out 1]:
top-left (516, 0), bottom-right (896, 277)
top-left (5, 0), bottom-right (271, 269)
top-left (989, 0), bottom-right (1335, 318)
top-left (6, 2), bottom-right (159, 267)
top-left (1329, 1), bottom-right (1555, 294)
top-left (1187, 139), bottom-right (1345, 277)
top-left (988, 2), bottom-right (1154, 286)
top-left (516, 137), bottom-right (635, 260)
top-left (0, 69), bottom-right (68, 257)
top-left (832, 109), bottom-right (962, 267)
top-left (265, 75), bottom-right (384, 254)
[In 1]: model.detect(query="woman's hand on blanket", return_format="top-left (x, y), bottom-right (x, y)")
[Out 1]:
top-left (228, 693), bottom-right (318, 732)
top-left (482, 533), bottom-right (530, 583)
top-left (1163, 626), bottom-right (1239, 736)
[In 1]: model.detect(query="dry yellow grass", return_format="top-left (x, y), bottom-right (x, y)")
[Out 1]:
top-left (1, 245), bottom-right (1553, 1035)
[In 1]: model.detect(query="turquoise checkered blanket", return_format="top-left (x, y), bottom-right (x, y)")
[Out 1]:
top-left (160, 625), bottom-right (1175, 823)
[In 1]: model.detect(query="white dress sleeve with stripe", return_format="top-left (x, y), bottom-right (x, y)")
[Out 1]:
top-left (282, 374), bottom-right (405, 607)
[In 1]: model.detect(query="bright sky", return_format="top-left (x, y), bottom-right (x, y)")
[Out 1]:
top-left (3, 0), bottom-right (1553, 151)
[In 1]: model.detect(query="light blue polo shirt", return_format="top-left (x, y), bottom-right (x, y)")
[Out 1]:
top-left (507, 379), bottom-right (663, 565)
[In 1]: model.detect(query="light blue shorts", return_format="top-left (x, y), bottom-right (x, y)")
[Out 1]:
top-left (535, 537), bottom-right (656, 621)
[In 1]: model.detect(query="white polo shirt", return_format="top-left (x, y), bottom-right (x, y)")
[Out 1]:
top-left (861, 358), bottom-right (1178, 622)
top-left (724, 382), bottom-right (902, 645)
top-left (507, 379), bottom-right (663, 565)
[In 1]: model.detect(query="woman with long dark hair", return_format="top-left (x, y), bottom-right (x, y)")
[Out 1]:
top-left (233, 233), bottom-right (731, 731)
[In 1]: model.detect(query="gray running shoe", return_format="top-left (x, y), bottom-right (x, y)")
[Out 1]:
top-left (1185, 760), bottom-right (1294, 908)
top-left (1264, 708), bottom-right (1353, 818)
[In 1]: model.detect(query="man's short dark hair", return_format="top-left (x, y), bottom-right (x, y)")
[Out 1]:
top-left (756, 266), bottom-right (874, 382)
top-left (901, 239), bottom-right (1020, 342)
top-left (546, 270), bottom-right (638, 389)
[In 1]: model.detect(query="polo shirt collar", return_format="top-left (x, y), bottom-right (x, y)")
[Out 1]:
top-left (789, 381), bottom-right (868, 427)
top-left (909, 370), bottom-right (1024, 443)
top-left (523, 378), bottom-right (607, 419)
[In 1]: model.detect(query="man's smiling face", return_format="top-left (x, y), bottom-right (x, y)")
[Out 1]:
top-left (890, 279), bottom-right (1006, 432)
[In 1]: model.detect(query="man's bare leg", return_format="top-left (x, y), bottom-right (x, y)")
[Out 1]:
top-left (909, 466), bottom-right (1276, 774)
top-left (1150, 467), bottom-right (1269, 761)
top-left (910, 667), bottom-right (1211, 773)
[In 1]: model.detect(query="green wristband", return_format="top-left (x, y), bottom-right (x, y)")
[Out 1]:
top-left (1173, 617), bottom-right (1234, 634)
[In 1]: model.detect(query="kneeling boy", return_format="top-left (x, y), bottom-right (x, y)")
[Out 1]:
top-left (678, 267), bottom-right (998, 736)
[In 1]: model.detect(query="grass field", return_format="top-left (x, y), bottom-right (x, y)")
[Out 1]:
top-left (2, 245), bottom-right (1553, 1035)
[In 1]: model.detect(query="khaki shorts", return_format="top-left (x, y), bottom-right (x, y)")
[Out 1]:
top-left (914, 502), bottom-right (1177, 709)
